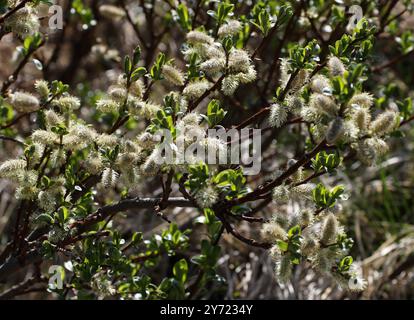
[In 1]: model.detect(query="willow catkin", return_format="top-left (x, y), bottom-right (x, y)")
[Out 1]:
top-left (183, 80), bottom-right (210, 99)
top-left (320, 213), bottom-right (339, 245)
top-left (269, 103), bottom-right (288, 128)
top-left (186, 30), bottom-right (214, 45)
top-left (34, 80), bottom-right (50, 99)
top-left (101, 168), bottom-right (119, 188)
top-left (352, 107), bottom-right (371, 132)
top-left (326, 118), bottom-right (345, 144)
top-left (348, 92), bottom-right (374, 108)
top-left (162, 65), bottom-right (185, 86)
top-left (194, 185), bottom-right (219, 209)
top-left (99, 5), bottom-right (126, 21)
top-left (9, 92), bottom-right (40, 113)
top-left (327, 56), bottom-right (346, 77)
top-left (261, 222), bottom-right (288, 242)
top-left (218, 20), bottom-right (242, 37)
top-left (370, 111), bottom-right (398, 136)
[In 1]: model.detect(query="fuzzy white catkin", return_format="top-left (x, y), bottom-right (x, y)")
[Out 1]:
top-left (136, 102), bottom-right (161, 119)
top-left (124, 140), bottom-right (140, 153)
top-left (370, 111), bottom-right (398, 136)
top-left (130, 80), bottom-right (144, 98)
top-left (162, 65), bottom-right (185, 86)
top-left (290, 69), bottom-right (309, 93)
top-left (195, 185), bottom-right (219, 208)
top-left (0, 159), bottom-right (26, 177)
top-left (85, 155), bottom-right (104, 175)
top-left (4, 7), bottom-right (40, 37)
top-left (366, 137), bottom-right (389, 156)
top-left (205, 43), bottom-right (226, 59)
top-left (70, 125), bottom-right (97, 143)
top-left (261, 222), bottom-right (288, 241)
top-left (269, 103), bottom-right (288, 128)
top-left (200, 58), bottom-right (226, 76)
top-left (187, 30), bottom-right (214, 45)
top-left (38, 190), bottom-right (56, 212)
top-left (301, 236), bottom-right (319, 256)
top-left (342, 120), bottom-right (359, 142)
top-left (276, 255), bottom-right (292, 283)
top-left (309, 93), bottom-right (338, 117)
top-left (137, 132), bottom-right (157, 150)
top-left (272, 185), bottom-right (290, 203)
top-left (53, 95), bottom-right (81, 111)
top-left (141, 147), bottom-right (165, 175)
top-left (96, 98), bottom-right (119, 113)
top-left (228, 49), bottom-right (251, 73)
top-left (311, 249), bottom-right (334, 272)
top-left (327, 56), bottom-right (346, 77)
top-left (290, 183), bottom-right (315, 200)
top-left (320, 214), bottom-right (338, 245)
top-left (9, 92), bottom-right (40, 113)
top-left (108, 85), bottom-right (127, 102)
top-left (34, 80), bottom-right (50, 99)
top-left (311, 75), bottom-right (332, 94)
top-left (31, 130), bottom-right (59, 145)
top-left (236, 66), bottom-right (257, 84)
top-left (97, 134), bottom-right (119, 147)
top-left (102, 168), bottom-right (119, 188)
top-left (99, 5), bottom-right (125, 20)
top-left (44, 110), bottom-right (64, 128)
top-left (348, 92), bottom-right (374, 108)
top-left (181, 113), bottom-right (200, 126)
top-left (218, 20), bottom-right (242, 37)
top-left (221, 75), bottom-right (239, 96)
top-left (183, 80), bottom-right (210, 99)
top-left (352, 107), bottom-right (371, 132)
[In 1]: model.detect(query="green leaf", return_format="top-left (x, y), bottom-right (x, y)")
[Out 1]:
top-left (173, 259), bottom-right (188, 284)
top-left (132, 232), bottom-right (143, 245)
top-left (35, 213), bottom-right (55, 225)
top-left (276, 240), bottom-right (288, 252)
top-left (133, 46), bottom-right (141, 65)
top-left (131, 67), bottom-right (147, 82)
top-left (176, 3), bottom-right (191, 31)
top-left (124, 56), bottom-right (132, 75)
top-left (205, 99), bottom-right (226, 127)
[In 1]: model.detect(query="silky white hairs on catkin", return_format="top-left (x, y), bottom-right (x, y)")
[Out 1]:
top-left (99, 5), bottom-right (126, 21)
top-left (370, 111), bottom-right (398, 136)
top-left (269, 103), bottom-right (288, 128)
top-left (183, 80), bottom-right (210, 99)
top-left (162, 64), bottom-right (185, 86)
top-left (9, 92), bottom-right (39, 113)
top-left (34, 80), bottom-right (50, 99)
top-left (218, 19), bottom-right (242, 37)
top-left (194, 185), bottom-right (219, 209)
top-left (101, 168), bottom-right (119, 188)
top-left (4, 7), bottom-right (40, 37)
top-left (186, 30), bottom-right (214, 45)
top-left (327, 56), bottom-right (346, 77)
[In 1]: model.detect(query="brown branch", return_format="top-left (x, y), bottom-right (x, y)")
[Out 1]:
top-left (71, 197), bottom-right (194, 232)
top-left (228, 139), bottom-right (327, 206)
top-left (371, 49), bottom-right (414, 73)
top-left (216, 211), bottom-right (271, 249)
top-left (1, 39), bottom-right (45, 95)
top-left (0, 135), bottom-right (25, 146)
top-left (0, 275), bottom-right (46, 300)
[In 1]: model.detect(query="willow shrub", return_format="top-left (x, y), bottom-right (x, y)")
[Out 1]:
top-left (0, 0), bottom-right (413, 299)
